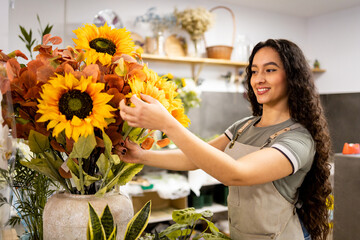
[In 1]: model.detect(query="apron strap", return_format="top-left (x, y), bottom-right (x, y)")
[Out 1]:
top-left (228, 119), bottom-right (254, 149)
top-left (260, 123), bottom-right (302, 149)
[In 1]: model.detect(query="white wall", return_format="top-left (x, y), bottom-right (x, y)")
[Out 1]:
top-left (5, 0), bottom-right (313, 92)
top-left (0, 0), bottom-right (9, 52)
top-left (307, 6), bottom-right (360, 94)
top-left (8, 0), bottom-right (65, 60)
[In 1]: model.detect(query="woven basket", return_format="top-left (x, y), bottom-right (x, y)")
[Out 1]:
top-left (205, 6), bottom-right (236, 60)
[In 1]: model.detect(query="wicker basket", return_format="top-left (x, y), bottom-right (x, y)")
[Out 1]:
top-left (205, 6), bottom-right (236, 60)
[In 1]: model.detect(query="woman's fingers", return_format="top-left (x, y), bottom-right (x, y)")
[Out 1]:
top-left (140, 93), bottom-right (157, 104)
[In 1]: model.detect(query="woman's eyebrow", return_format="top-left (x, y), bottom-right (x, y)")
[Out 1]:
top-left (264, 62), bottom-right (280, 67)
top-left (251, 62), bottom-right (280, 68)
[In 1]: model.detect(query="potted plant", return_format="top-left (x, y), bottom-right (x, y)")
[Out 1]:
top-left (0, 22), bottom-right (190, 239)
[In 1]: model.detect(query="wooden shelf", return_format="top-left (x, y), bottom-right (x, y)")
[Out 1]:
top-left (142, 54), bottom-right (325, 74)
top-left (141, 54), bottom-right (248, 67)
top-left (312, 68), bottom-right (326, 73)
top-left (141, 54), bottom-right (325, 85)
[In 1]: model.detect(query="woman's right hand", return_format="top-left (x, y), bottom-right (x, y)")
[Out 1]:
top-left (113, 138), bottom-right (145, 164)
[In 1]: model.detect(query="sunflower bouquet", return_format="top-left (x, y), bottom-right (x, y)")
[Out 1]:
top-left (0, 23), bottom-right (190, 196)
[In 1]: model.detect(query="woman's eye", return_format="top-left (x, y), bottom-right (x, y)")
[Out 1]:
top-left (266, 69), bottom-right (276, 73)
top-left (251, 70), bottom-right (257, 74)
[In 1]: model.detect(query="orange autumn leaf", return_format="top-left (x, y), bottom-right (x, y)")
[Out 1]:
top-left (6, 58), bottom-right (21, 81)
top-left (14, 50), bottom-right (28, 60)
top-left (141, 137), bottom-right (155, 150)
top-left (59, 167), bottom-right (72, 179)
top-left (156, 138), bottom-right (171, 148)
top-left (51, 140), bottom-right (66, 152)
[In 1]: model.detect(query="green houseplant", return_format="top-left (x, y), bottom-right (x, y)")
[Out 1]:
top-left (87, 201), bottom-right (152, 240)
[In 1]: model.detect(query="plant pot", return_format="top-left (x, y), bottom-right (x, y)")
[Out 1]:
top-left (43, 190), bottom-right (134, 240)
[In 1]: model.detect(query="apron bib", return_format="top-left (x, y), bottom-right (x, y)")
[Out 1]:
top-left (225, 120), bottom-right (303, 240)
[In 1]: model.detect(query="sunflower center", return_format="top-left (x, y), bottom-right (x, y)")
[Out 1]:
top-left (89, 38), bottom-right (117, 55)
top-left (59, 90), bottom-right (93, 120)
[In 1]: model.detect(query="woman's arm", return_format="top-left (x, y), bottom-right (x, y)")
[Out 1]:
top-left (120, 95), bottom-right (293, 186)
top-left (116, 130), bottom-right (231, 171)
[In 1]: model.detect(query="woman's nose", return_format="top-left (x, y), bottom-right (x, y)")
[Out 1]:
top-left (253, 72), bottom-right (266, 83)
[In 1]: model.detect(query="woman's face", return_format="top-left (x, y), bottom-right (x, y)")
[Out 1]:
top-left (250, 47), bottom-right (288, 108)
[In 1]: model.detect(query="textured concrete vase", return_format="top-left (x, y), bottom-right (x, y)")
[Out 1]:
top-left (43, 191), bottom-right (134, 240)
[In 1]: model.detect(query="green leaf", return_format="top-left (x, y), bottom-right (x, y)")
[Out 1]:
top-left (70, 170), bottom-right (82, 191)
top-left (107, 226), bottom-right (117, 240)
top-left (201, 218), bottom-right (220, 234)
top-left (87, 203), bottom-right (106, 240)
top-left (102, 131), bottom-right (114, 164)
top-left (128, 127), bottom-right (143, 143)
top-left (159, 224), bottom-right (190, 240)
top-left (96, 154), bottom-right (114, 179)
top-left (28, 130), bottom-right (50, 153)
top-left (111, 154), bottom-right (121, 165)
top-left (43, 24), bottom-right (53, 35)
top-left (19, 26), bottom-right (29, 41)
top-left (201, 210), bottom-right (213, 218)
top-left (114, 58), bottom-right (127, 77)
top-left (67, 159), bottom-right (100, 186)
top-left (100, 205), bottom-right (115, 239)
top-left (18, 35), bottom-right (25, 43)
top-left (172, 208), bottom-right (202, 225)
top-left (124, 201), bottom-right (151, 240)
top-left (69, 134), bottom-right (97, 159)
top-left (95, 187), bottom-right (107, 197)
top-left (116, 163), bottom-right (143, 186)
top-left (201, 233), bottom-right (231, 240)
top-left (56, 131), bottom-right (66, 146)
top-left (21, 158), bottom-right (58, 182)
top-left (95, 163), bottom-right (143, 197)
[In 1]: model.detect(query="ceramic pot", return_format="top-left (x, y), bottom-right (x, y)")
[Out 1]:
top-left (43, 190), bottom-right (133, 240)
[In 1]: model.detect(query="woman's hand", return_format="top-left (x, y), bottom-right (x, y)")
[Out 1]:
top-left (119, 94), bottom-right (173, 133)
top-left (113, 138), bottom-right (145, 164)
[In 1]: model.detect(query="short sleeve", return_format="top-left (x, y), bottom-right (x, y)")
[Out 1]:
top-left (224, 116), bottom-right (253, 141)
top-left (271, 130), bottom-right (315, 174)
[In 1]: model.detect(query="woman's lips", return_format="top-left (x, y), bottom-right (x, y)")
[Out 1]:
top-left (256, 87), bottom-right (270, 95)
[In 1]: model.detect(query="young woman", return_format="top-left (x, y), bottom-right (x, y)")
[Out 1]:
top-left (117, 39), bottom-right (332, 240)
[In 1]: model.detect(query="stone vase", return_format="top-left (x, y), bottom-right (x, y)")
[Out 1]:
top-left (43, 190), bottom-right (134, 240)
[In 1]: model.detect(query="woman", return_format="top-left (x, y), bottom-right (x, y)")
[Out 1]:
top-left (117, 39), bottom-right (332, 240)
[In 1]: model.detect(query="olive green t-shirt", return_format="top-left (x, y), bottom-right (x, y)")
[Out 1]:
top-left (224, 116), bottom-right (315, 203)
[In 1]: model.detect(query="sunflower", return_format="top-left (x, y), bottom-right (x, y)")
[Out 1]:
top-left (72, 23), bottom-right (135, 66)
top-left (127, 77), bottom-right (169, 109)
top-left (37, 73), bottom-right (116, 142)
top-left (171, 107), bottom-right (190, 128)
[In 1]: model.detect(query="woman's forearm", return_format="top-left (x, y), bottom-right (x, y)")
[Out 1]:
top-left (163, 120), bottom-right (240, 184)
top-left (140, 148), bottom-right (199, 171)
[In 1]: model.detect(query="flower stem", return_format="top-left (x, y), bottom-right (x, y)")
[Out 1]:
top-left (78, 158), bottom-right (85, 195)
top-left (136, 128), bottom-right (146, 141)
top-left (99, 162), bottom-right (113, 191)
top-left (123, 126), bottom-right (134, 140)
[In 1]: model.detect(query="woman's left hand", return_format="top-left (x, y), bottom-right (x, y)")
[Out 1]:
top-left (119, 94), bottom-right (173, 132)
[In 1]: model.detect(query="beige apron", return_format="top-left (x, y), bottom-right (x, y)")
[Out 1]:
top-left (225, 119), bottom-right (304, 240)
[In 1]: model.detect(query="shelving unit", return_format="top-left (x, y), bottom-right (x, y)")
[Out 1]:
top-left (142, 54), bottom-right (248, 67)
top-left (141, 54), bottom-right (247, 84)
top-left (141, 54), bottom-right (326, 84)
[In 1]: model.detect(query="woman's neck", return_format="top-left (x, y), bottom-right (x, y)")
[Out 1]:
top-left (257, 105), bottom-right (291, 127)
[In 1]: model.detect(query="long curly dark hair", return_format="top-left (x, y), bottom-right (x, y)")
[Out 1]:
top-left (245, 39), bottom-right (333, 240)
